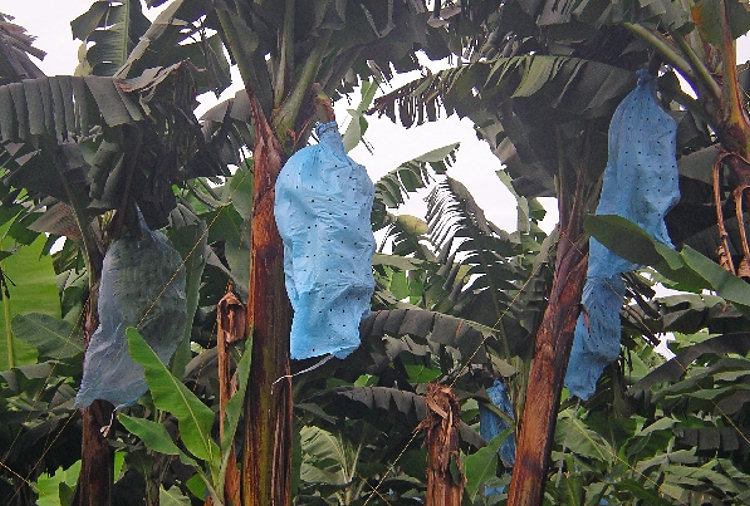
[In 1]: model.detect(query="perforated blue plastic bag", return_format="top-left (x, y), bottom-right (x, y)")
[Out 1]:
top-left (565, 70), bottom-right (679, 399)
top-left (275, 121), bottom-right (375, 360)
top-left (74, 211), bottom-right (187, 409)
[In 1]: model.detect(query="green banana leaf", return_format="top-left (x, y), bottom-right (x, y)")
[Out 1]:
top-left (126, 328), bottom-right (219, 474)
top-left (586, 214), bottom-right (750, 315)
top-left (0, 234), bottom-right (61, 370)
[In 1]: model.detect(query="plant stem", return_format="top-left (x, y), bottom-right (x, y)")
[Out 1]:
top-left (214, 6), bottom-right (273, 117)
top-left (423, 384), bottom-right (464, 504)
top-left (508, 130), bottom-right (590, 506)
top-left (272, 29), bottom-right (333, 136)
top-left (668, 31), bottom-right (722, 103)
top-left (112, 128), bottom-right (143, 240)
top-left (52, 148), bottom-right (102, 283)
top-left (674, 35), bottom-right (721, 101)
top-left (623, 23), bottom-right (696, 86)
top-left (3, 282), bottom-right (12, 368)
top-left (482, 401), bottom-right (515, 426)
top-left (273, 0), bottom-right (295, 108)
top-left (51, 143), bottom-right (111, 506)
top-left (242, 90), bottom-right (292, 506)
top-left (718, 0), bottom-right (750, 156)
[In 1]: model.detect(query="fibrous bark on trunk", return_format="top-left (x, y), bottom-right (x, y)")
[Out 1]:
top-left (242, 89), bottom-right (292, 506)
top-left (78, 400), bottom-right (113, 506)
top-left (507, 228), bottom-right (587, 506)
top-left (211, 288), bottom-right (245, 506)
top-left (76, 304), bottom-right (113, 506)
top-left (421, 383), bottom-right (464, 505)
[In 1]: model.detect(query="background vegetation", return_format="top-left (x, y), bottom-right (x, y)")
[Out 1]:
top-left (1, 1), bottom-right (750, 505)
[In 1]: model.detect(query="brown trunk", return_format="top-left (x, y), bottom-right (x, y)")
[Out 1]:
top-left (76, 304), bottom-right (113, 506)
top-left (213, 289), bottom-right (245, 506)
top-left (421, 383), bottom-right (464, 505)
top-left (507, 229), bottom-right (588, 506)
top-left (242, 89), bottom-right (293, 506)
top-left (78, 401), bottom-right (113, 506)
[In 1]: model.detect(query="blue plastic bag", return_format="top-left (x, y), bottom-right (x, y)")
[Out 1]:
top-left (275, 121), bottom-right (375, 360)
top-left (565, 70), bottom-right (680, 399)
top-left (74, 211), bottom-right (187, 409)
top-left (479, 379), bottom-right (515, 496)
top-left (479, 379), bottom-right (516, 467)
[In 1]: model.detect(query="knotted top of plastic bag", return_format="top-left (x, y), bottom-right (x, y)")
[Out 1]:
top-left (275, 121), bottom-right (375, 360)
top-left (565, 70), bottom-right (680, 399)
top-left (74, 211), bottom-right (187, 409)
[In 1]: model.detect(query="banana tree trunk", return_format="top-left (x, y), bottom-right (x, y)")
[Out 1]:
top-left (215, 289), bottom-right (245, 506)
top-left (422, 383), bottom-right (464, 505)
top-left (507, 222), bottom-right (587, 505)
top-left (77, 309), bottom-right (114, 506)
top-left (78, 401), bottom-right (113, 506)
top-left (61, 155), bottom-right (111, 506)
top-left (242, 90), bottom-right (293, 506)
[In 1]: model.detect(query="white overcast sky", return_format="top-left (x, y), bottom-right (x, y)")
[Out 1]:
top-left (20, 1), bottom-right (750, 235)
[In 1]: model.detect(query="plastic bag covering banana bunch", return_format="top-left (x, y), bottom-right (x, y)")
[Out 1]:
top-left (565, 70), bottom-right (679, 400)
top-left (275, 121), bottom-right (375, 360)
top-left (479, 379), bottom-right (516, 468)
top-left (74, 211), bottom-right (187, 409)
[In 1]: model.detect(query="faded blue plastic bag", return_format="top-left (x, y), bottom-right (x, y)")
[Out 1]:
top-left (479, 379), bottom-right (516, 467)
top-left (565, 70), bottom-right (680, 399)
top-left (275, 121), bottom-right (375, 360)
top-left (74, 211), bottom-right (187, 409)
top-left (479, 379), bottom-right (515, 496)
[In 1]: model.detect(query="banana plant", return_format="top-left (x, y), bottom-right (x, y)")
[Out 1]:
top-left (367, 1), bottom-right (750, 502)
top-left (102, 4), bottom-right (454, 503)
top-left (118, 328), bottom-right (251, 506)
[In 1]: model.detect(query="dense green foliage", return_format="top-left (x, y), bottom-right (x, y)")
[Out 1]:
top-left (2, 1), bottom-right (750, 505)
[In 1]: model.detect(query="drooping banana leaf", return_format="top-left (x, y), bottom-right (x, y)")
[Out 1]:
top-left (371, 55), bottom-right (636, 198)
top-left (629, 332), bottom-right (750, 394)
top-left (305, 385), bottom-right (486, 449)
top-left (0, 75), bottom-right (138, 143)
top-left (674, 426), bottom-right (750, 454)
top-left (360, 308), bottom-right (496, 366)
top-left (374, 142), bottom-right (459, 209)
top-left (0, 61), bottom-right (228, 226)
top-left (0, 13), bottom-right (45, 85)
top-left (105, 0), bottom-right (231, 94)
